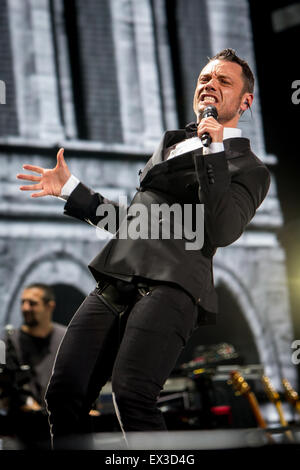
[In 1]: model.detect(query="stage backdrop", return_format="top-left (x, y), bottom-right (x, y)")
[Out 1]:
top-left (0, 0), bottom-right (297, 405)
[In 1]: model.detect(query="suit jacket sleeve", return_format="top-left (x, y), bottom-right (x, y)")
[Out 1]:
top-left (63, 182), bottom-right (127, 233)
top-left (201, 150), bottom-right (270, 247)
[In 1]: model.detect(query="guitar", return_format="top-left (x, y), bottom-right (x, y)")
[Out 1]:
top-left (261, 376), bottom-right (288, 426)
top-left (228, 370), bottom-right (267, 428)
top-left (282, 378), bottom-right (300, 415)
top-left (262, 375), bottom-right (294, 442)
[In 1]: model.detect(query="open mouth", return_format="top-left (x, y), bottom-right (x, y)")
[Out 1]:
top-left (200, 94), bottom-right (218, 104)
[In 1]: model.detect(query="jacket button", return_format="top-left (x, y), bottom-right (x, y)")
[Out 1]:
top-left (196, 298), bottom-right (201, 305)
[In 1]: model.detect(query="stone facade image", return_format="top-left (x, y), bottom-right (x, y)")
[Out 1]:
top-left (0, 0), bottom-right (296, 414)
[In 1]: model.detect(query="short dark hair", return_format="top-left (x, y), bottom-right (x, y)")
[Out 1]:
top-left (209, 48), bottom-right (254, 93)
top-left (24, 283), bottom-right (55, 304)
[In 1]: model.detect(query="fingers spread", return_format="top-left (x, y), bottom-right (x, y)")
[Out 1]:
top-left (31, 191), bottom-right (47, 198)
top-left (17, 173), bottom-right (41, 182)
top-left (19, 183), bottom-right (43, 191)
top-left (22, 164), bottom-right (44, 174)
top-left (56, 148), bottom-right (65, 165)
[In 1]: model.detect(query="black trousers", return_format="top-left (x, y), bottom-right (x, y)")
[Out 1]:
top-left (45, 283), bottom-right (198, 447)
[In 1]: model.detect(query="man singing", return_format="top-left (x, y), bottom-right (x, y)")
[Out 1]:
top-left (17, 49), bottom-right (270, 448)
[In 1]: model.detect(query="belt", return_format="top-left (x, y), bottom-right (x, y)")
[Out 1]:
top-left (96, 278), bottom-right (158, 315)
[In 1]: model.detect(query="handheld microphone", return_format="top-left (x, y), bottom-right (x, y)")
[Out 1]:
top-left (199, 105), bottom-right (218, 147)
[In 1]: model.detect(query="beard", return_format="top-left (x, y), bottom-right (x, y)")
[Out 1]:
top-left (23, 312), bottom-right (39, 328)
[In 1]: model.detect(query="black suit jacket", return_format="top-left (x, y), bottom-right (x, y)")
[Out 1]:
top-left (64, 126), bottom-right (270, 322)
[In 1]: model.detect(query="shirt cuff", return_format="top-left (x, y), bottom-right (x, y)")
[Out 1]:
top-left (58, 174), bottom-right (80, 201)
top-left (203, 142), bottom-right (224, 155)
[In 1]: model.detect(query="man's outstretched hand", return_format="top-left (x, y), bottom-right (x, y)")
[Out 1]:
top-left (17, 148), bottom-right (71, 198)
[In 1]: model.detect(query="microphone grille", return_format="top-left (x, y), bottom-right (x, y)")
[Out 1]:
top-left (203, 105), bottom-right (218, 120)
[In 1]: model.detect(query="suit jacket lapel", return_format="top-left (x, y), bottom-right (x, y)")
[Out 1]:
top-left (139, 126), bottom-right (251, 183)
top-left (139, 130), bottom-right (186, 182)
